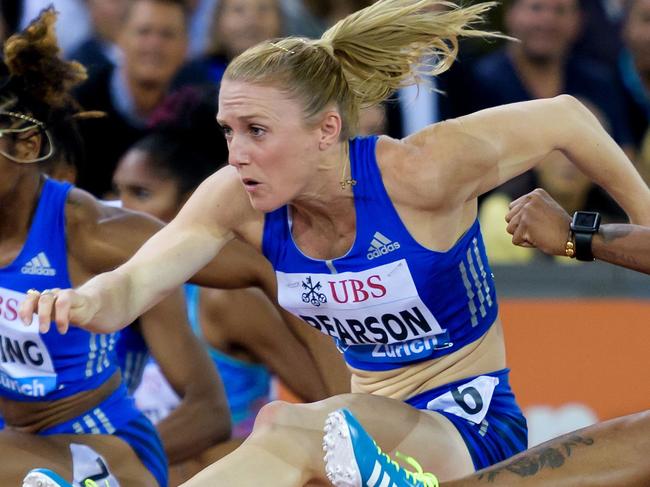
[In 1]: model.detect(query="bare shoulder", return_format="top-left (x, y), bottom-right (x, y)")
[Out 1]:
top-left (65, 187), bottom-right (165, 271)
top-left (372, 97), bottom-right (581, 210)
top-left (374, 123), bottom-right (471, 209)
top-left (64, 187), bottom-right (103, 226)
top-left (65, 187), bottom-right (162, 235)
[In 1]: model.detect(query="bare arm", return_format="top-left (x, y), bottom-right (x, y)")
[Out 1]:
top-left (190, 237), bottom-right (278, 297)
top-left (20, 167), bottom-right (259, 334)
top-left (591, 225), bottom-right (650, 275)
top-left (280, 309), bottom-right (351, 396)
top-left (397, 96), bottom-right (650, 224)
top-left (52, 190), bottom-right (231, 460)
top-left (200, 287), bottom-right (332, 402)
top-left (139, 288), bottom-right (231, 463)
top-left (505, 188), bottom-right (650, 275)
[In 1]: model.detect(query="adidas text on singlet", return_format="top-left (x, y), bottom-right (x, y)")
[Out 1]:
top-left (0, 179), bottom-right (119, 400)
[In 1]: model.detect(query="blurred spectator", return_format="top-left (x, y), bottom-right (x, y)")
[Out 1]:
top-left (185, 0), bottom-right (219, 58)
top-left (301, 0), bottom-right (373, 28)
top-left (20, 0), bottom-right (91, 55)
top-left (211, 0), bottom-right (282, 64)
top-left (618, 0), bottom-right (650, 182)
top-left (470, 0), bottom-right (632, 213)
top-left (68, 0), bottom-right (128, 78)
top-left (280, 0), bottom-right (323, 38)
top-left (74, 0), bottom-right (207, 197)
top-left (185, 0), bottom-right (320, 59)
top-left (1, 2), bottom-right (22, 42)
top-left (0, 12), bottom-right (6, 45)
top-left (186, 0), bottom-right (285, 85)
top-left (573, 0), bottom-right (625, 65)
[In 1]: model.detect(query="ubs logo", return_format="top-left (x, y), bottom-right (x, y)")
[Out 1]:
top-left (301, 277), bottom-right (327, 307)
top-left (328, 276), bottom-right (387, 303)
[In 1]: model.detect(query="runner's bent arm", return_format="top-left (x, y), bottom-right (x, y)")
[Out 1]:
top-left (20, 168), bottom-right (257, 334)
top-left (591, 225), bottom-right (650, 274)
top-left (201, 287), bottom-right (331, 402)
top-left (140, 288), bottom-right (231, 463)
top-left (394, 96), bottom-right (650, 224)
top-left (505, 188), bottom-right (650, 275)
top-left (67, 189), bottom-right (231, 459)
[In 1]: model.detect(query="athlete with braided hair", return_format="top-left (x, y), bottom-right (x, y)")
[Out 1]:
top-left (0, 11), bottom-right (232, 487)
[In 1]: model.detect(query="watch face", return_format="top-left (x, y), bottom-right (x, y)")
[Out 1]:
top-left (572, 211), bottom-right (600, 232)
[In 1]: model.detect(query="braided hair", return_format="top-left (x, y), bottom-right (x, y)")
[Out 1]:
top-left (1, 8), bottom-right (97, 170)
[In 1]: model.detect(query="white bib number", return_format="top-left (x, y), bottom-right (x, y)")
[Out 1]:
top-left (276, 259), bottom-right (444, 346)
top-left (0, 287), bottom-right (57, 397)
top-left (71, 443), bottom-right (120, 487)
top-left (426, 375), bottom-right (499, 424)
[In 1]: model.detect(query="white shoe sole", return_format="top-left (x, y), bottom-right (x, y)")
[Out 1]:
top-left (323, 410), bottom-right (363, 487)
top-left (22, 472), bottom-right (65, 487)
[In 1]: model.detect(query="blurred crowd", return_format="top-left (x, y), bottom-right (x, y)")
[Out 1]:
top-left (0, 2), bottom-right (647, 484)
top-left (2, 0), bottom-right (648, 266)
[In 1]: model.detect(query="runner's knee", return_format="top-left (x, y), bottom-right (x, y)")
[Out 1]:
top-left (252, 400), bottom-right (295, 431)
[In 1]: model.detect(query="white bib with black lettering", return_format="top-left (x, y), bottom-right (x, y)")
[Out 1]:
top-left (276, 259), bottom-right (445, 346)
top-left (0, 287), bottom-right (57, 397)
top-left (426, 375), bottom-right (499, 424)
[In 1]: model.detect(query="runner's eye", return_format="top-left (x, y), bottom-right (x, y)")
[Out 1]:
top-left (132, 187), bottom-right (152, 200)
top-left (250, 126), bottom-right (266, 137)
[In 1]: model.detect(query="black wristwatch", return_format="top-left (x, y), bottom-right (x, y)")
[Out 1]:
top-left (570, 211), bottom-right (601, 261)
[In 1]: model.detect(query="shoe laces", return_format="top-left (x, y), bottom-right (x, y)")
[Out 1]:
top-left (83, 480), bottom-right (109, 487)
top-left (375, 443), bottom-right (440, 487)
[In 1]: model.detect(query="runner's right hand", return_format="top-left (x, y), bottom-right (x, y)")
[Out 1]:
top-left (19, 288), bottom-right (99, 334)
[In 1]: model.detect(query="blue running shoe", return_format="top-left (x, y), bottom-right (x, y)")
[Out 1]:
top-left (323, 408), bottom-right (440, 487)
top-left (22, 468), bottom-right (73, 487)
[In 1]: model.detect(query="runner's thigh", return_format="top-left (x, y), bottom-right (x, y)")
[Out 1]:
top-left (0, 430), bottom-right (158, 486)
top-left (260, 393), bottom-right (474, 482)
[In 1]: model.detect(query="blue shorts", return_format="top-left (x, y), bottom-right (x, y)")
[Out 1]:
top-left (41, 382), bottom-right (168, 487)
top-left (405, 368), bottom-right (527, 470)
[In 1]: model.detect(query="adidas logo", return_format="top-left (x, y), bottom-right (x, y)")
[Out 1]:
top-left (21, 252), bottom-right (57, 276)
top-left (366, 232), bottom-right (400, 260)
top-left (367, 459), bottom-right (410, 487)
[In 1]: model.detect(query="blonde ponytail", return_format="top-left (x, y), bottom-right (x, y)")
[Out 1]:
top-left (321, 0), bottom-right (499, 107)
top-left (225, 0), bottom-right (501, 138)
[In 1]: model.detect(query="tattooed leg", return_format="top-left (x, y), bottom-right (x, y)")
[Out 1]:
top-left (444, 410), bottom-right (650, 486)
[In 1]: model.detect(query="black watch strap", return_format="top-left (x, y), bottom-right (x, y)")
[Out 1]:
top-left (573, 231), bottom-right (595, 261)
top-left (570, 211), bottom-right (601, 261)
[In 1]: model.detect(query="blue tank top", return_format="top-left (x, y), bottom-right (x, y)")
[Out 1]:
top-left (263, 136), bottom-right (498, 371)
top-left (115, 324), bottom-right (149, 394)
top-left (0, 178), bottom-right (119, 400)
top-left (185, 285), bottom-right (271, 429)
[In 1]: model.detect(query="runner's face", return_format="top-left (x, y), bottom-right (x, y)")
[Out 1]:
top-left (113, 148), bottom-right (183, 222)
top-left (217, 79), bottom-right (322, 212)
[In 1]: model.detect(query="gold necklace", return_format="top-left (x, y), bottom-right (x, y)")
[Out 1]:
top-left (339, 148), bottom-right (357, 190)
